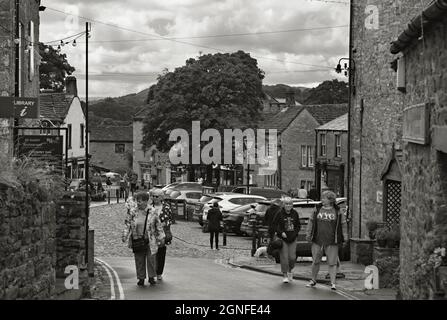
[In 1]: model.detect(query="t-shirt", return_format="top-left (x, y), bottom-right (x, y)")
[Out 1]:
top-left (315, 207), bottom-right (337, 246)
top-left (134, 211), bottom-right (148, 239)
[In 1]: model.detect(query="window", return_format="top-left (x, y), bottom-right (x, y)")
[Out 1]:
top-left (320, 133), bottom-right (327, 156)
top-left (307, 146), bottom-right (314, 167)
top-left (300, 180), bottom-right (314, 191)
top-left (28, 21), bottom-right (35, 81)
top-left (80, 124), bottom-right (85, 148)
top-left (115, 143), bottom-right (125, 153)
top-left (301, 146), bottom-right (307, 167)
top-left (335, 135), bottom-right (342, 158)
top-left (67, 124), bottom-right (72, 149)
top-left (301, 145), bottom-right (315, 168)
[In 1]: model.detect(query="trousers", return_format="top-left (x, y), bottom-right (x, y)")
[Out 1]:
top-left (279, 240), bottom-right (297, 274)
top-left (156, 245), bottom-right (167, 276)
top-left (134, 246), bottom-right (156, 280)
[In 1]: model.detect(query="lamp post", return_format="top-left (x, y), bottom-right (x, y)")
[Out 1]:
top-left (84, 22), bottom-right (91, 267)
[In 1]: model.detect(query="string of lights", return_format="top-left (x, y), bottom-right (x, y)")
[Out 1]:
top-left (43, 6), bottom-right (339, 69)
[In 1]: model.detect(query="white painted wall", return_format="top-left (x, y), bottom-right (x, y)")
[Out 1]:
top-left (62, 97), bottom-right (86, 159)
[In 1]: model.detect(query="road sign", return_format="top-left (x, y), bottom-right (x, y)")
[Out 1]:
top-left (0, 97), bottom-right (39, 118)
top-left (17, 135), bottom-right (63, 171)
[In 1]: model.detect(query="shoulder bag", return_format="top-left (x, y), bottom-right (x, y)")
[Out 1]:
top-left (132, 212), bottom-right (149, 253)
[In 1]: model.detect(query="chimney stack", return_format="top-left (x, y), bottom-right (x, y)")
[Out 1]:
top-left (65, 76), bottom-right (78, 96)
top-left (285, 89), bottom-right (295, 106)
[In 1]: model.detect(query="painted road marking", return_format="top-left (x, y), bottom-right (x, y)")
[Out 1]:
top-left (96, 258), bottom-right (125, 300)
top-left (95, 258), bottom-right (116, 300)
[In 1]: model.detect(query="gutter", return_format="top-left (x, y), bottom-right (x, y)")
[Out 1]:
top-left (390, 0), bottom-right (447, 54)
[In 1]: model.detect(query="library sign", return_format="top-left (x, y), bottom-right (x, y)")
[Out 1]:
top-left (0, 97), bottom-right (39, 118)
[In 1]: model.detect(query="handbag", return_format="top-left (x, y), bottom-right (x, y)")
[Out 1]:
top-left (132, 212), bottom-right (149, 253)
top-left (267, 235), bottom-right (283, 255)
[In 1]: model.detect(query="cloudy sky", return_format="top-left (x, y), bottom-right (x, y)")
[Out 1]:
top-left (39, 0), bottom-right (350, 99)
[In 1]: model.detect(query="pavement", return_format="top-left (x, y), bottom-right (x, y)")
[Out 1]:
top-left (88, 203), bottom-right (398, 300)
top-left (229, 255), bottom-right (398, 300)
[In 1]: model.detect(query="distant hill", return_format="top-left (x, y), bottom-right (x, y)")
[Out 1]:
top-left (87, 80), bottom-right (347, 127)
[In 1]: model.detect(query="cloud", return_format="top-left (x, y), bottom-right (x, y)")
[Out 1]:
top-left (39, 0), bottom-right (349, 97)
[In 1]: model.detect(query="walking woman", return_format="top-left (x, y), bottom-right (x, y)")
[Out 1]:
top-left (305, 190), bottom-right (344, 290)
top-left (276, 197), bottom-right (301, 283)
top-left (150, 189), bottom-right (173, 281)
top-left (207, 202), bottom-right (223, 250)
top-left (122, 192), bottom-right (165, 286)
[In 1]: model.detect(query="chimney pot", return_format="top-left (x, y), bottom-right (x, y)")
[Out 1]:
top-left (65, 76), bottom-right (78, 96)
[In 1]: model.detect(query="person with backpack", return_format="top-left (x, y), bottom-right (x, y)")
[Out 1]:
top-left (305, 190), bottom-right (344, 291)
top-left (265, 199), bottom-right (283, 263)
top-left (275, 197), bottom-right (301, 283)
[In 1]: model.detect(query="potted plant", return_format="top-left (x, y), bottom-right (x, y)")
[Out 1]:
top-left (375, 228), bottom-right (388, 247)
top-left (366, 220), bottom-right (379, 240)
top-left (389, 224), bottom-right (401, 248)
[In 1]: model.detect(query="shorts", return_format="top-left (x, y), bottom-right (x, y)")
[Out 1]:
top-left (311, 243), bottom-right (339, 266)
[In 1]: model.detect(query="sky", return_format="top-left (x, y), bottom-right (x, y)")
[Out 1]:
top-left (39, 0), bottom-right (350, 99)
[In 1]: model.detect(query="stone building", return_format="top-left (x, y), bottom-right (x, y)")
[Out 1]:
top-left (350, 0), bottom-right (447, 299)
top-left (315, 113), bottom-right (348, 197)
top-left (257, 104), bottom-right (347, 193)
top-left (0, 0), bottom-right (41, 157)
top-left (89, 126), bottom-right (133, 174)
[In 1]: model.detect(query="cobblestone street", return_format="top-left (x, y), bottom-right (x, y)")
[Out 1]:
top-left (89, 203), bottom-right (255, 260)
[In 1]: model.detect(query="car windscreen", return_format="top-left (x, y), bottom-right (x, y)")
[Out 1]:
top-left (294, 205), bottom-right (316, 219)
top-left (186, 192), bottom-right (202, 199)
top-left (199, 195), bottom-right (213, 203)
top-left (229, 198), bottom-right (264, 206)
top-left (175, 183), bottom-right (202, 190)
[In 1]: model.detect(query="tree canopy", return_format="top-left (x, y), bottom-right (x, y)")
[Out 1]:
top-left (39, 43), bottom-right (76, 92)
top-left (303, 79), bottom-right (348, 105)
top-left (142, 51), bottom-right (265, 153)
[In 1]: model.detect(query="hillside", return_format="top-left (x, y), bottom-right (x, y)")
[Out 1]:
top-left (87, 80), bottom-right (347, 127)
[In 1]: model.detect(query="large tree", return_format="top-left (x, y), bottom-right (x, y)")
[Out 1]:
top-left (142, 51), bottom-right (265, 155)
top-left (303, 79), bottom-right (348, 105)
top-left (39, 43), bottom-right (75, 92)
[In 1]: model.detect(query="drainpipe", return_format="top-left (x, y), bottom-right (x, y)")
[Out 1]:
top-left (359, 99), bottom-right (364, 238)
top-left (347, 0), bottom-right (353, 238)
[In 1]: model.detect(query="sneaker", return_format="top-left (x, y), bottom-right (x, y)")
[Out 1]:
top-left (287, 272), bottom-right (294, 282)
top-left (331, 284), bottom-right (337, 291)
top-left (157, 275), bottom-right (163, 281)
top-left (137, 279), bottom-right (145, 287)
top-left (306, 280), bottom-right (317, 288)
top-left (283, 277), bottom-right (289, 283)
top-left (148, 277), bottom-right (156, 285)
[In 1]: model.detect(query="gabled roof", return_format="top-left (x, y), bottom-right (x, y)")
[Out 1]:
top-left (259, 106), bottom-right (304, 132)
top-left (39, 93), bottom-right (76, 121)
top-left (305, 104), bottom-right (348, 125)
top-left (90, 126), bottom-right (133, 142)
top-left (316, 113), bottom-right (348, 131)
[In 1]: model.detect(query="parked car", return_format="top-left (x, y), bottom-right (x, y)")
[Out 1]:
top-left (163, 182), bottom-right (203, 196)
top-left (193, 194), bottom-right (215, 226)
top-left (231, 186), bottom-right (289, 199)
top-left (69, 179), bottom-right (107, 201)
top-left (223, 202), bottom-right (260, 235)
top-left (202, 194), bottom-right (266, 232)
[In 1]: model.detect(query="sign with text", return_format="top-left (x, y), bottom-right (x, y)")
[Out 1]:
top-left (17, 135), bottom-right (63, 171)
top-left (403, 103), bottom-right (430, 145)
top-left (0, 97), bottom-right (39, 118)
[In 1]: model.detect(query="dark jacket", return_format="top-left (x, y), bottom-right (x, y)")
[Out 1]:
top-left (275, 208), bottom-right (301, 243)
top-left (264, 204), bottom-right (282, 237)
top-left (306, 204), bottom-right (344, 245)
top-left (207, 207), bottom-right (223, 232)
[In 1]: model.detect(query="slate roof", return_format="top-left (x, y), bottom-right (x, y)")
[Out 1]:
top-left (304, 104), bottom-right (348, 125)
top-left (39, 93), bottom-right (75, 121)
top-left (258, 106), bottom-right (304, 132)
top-left (316, 113), bottom-right (348, 131)
top-left (89, 126), bottom-right (133, 142)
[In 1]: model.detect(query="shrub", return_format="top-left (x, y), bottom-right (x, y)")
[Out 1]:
top-left (375, 227), bottom-right (389, 241)
top-left (374, 256), bottom-right (400, 289)
top-left (366, 220), bottom-right (379, 232)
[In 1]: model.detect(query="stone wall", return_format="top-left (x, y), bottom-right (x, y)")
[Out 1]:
top-left (398, 14), bottom-right (447, 299)
top-left (90, 141), bottom-right (133, 172)
top-left (349, 0), bottom-right (431, 238)
top-left (0, 182), bottom-right (57, 300)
